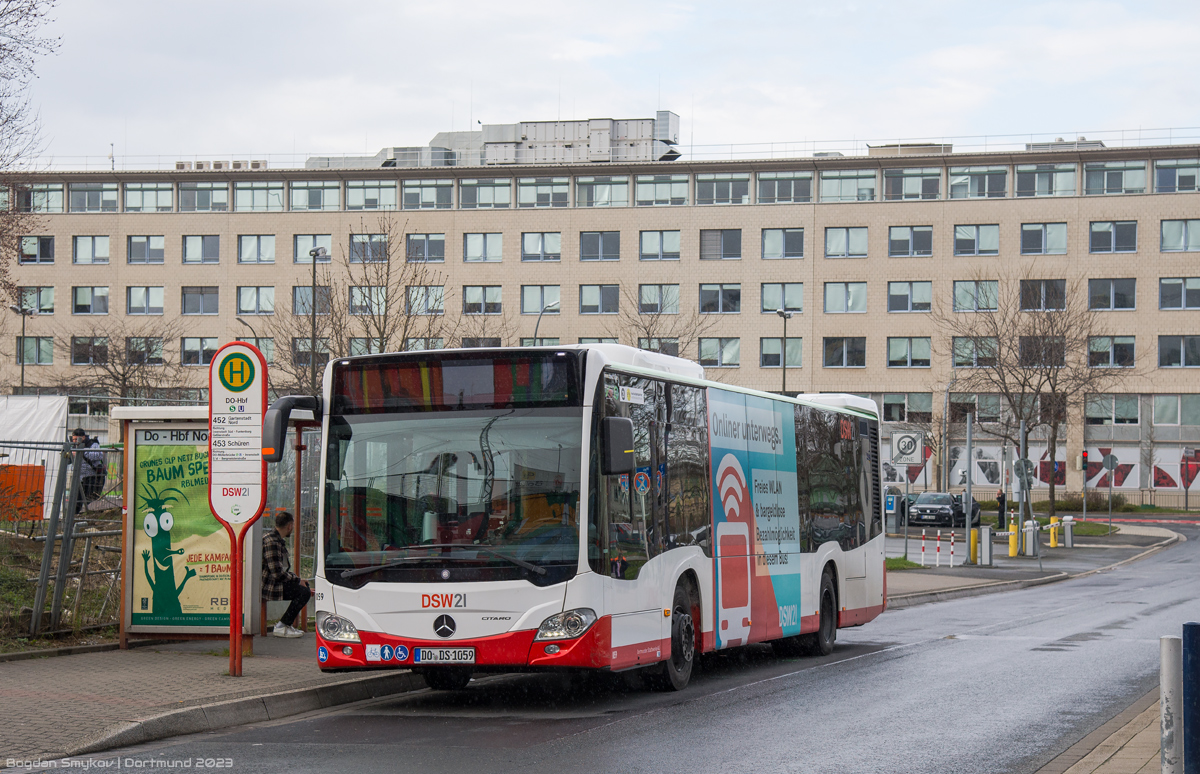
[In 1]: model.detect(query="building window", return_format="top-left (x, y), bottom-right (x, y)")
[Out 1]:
top-left (517, 178), bottom-right (568, 208)
top-left (73, 236), bottom-right (109, 265)
top-left (68, 182), bottom-right (118, 213)
top-left (1020, 279), bottom-right (1066, 311)
top-left (579, 285), bottom-right (619, 314)
top-left (233, 181), bottom-right (285, 212)
top-left (888, 226), bottom-right (932, 257)
top-left (823, 337), bottom-right (866, 368)
top-left (459, 178), bottom-right (511, 209)
top-left (406, 286), bottom-right (444, 316)
top-left (953, 280), bottom-right (998, 312)
top-left (72, 287), bottom-right (108, 315)
top-left (1015, 163), bottom-right (1076, 197)
top-left (125, 183), bottom-right (173, 212)
top-left (521, 285), bottom-right (560, 315)
top-left (639, 284), bottom-right (679, 315)
top-left (887, 281), bottom-right (931, 312)
top-left (236, 286), bottom-right (274, 315)
top-left (700, 283), bottom-right (741, 314)
top-left (402, 179), bottom-right (453, 210)
top-left (761, 282), bottom-right (803, 314)
top-left (824, 282), bottom-right (867, 313)
top-left (575, 176), bottom-right (628, 208)
top-left (761, 228), bottom-right (803, 260)
top-left (237, 235), bottom-right (275, 264)
top-left (181, 286), bottom-right (219, 315)
top-left (1159, 336), bottom-right (1200, 368)
top-left (348, 286), bottom-right (386, 316)
top-left (292, 286), bottom-right (331, 315)
top-left (954, 225), bottom-right (999, 255)
top-left (698, 229), bottom-right (739, 260)
top-left (761, 337), bottom-right (802, 368)
top-left (1085, 394), bottom-right (1140, 425)
top-left (639, 231), bottom-right (680, 261)
top-left (182, 235), bottom-right (219, 264)
top-left (350, 233), bottom-right (388, 263)
top-left (460, 337), bottom-right (501, 349)
top-left (579, 337), bottom-right (618, 345)
top-left (17, 286), bottom-right (53, 314)
top-left (580, 231), bottom-right (619, 261)
top-left (346, 180), bottom-right (396, 210)
top-left (464, 233), bottom-right (502, 263)
top-left (883, 168), bottom-right (940, 200)
top-left (16, 336), bottom-right (53, 365)
top-left (696, 173), bottom-right (750, 205)
top-left (126, 337), bottom-right (164, 366)
top-left (1084, 161), bottom-right (1146, 195)
top-left (949, 166), bottom-right (1007, 199)
top-left (517, 232), bottom-right (561, 262)
top-left (294, 234), bottom-right (332, 263)
top-left (1155, 159), bottom-right (1200, 193)
top-left (1089, 279), bottom-right (1136, 310)
top-left (887, 337), bottom-right (931, 367)
top-left (128, 236), bottom-right (165, 264)
top-left (1090, 221), bottom-right (1137, 253)
top-left (1019, 336), bottom-right (1065, 366)
top-left (638, 337), bottom-right (679, 356)
top-left (1088, 336), bottom-right (1135, 367)
top-left (949, 393), bottom-right (1001, 423)
top-left (520, 337), bottom-right (560, 347)
top-left (699, 338), bottom-right (740, 367)
top-left (1161, 220), bottom-right (1200, 252)
top-left (635, 174), bottom-right (688, 206)
top-left (825, 227), bottom-right (868, 258)
top-left (179, 182), bottom-right (229, 212)
top-left (1153, 395), bottom-right (1200, 425)
top-left (1020, 223), bottom-right (1067, 255)
top-left (953, 337), bottom-right (997, 367)
top-left (819, 169), bottom-right (876, 202)
top-left (19, 183), bottom-right (63, 212)
top-left (290, 338), bottom-right (329, 368)
top-left (463, 285), bottom-right (502, 315)
top-left (19, 236), bottom-right (53, 264)
top-left (1160, 278), bottom-right (1200, 310)
top-left (406, 234), bottom-right (446, 263)
top-left (405, 338), bottom-right (444, 351)
top-left (127, 286), bottom-right (165, 315)
top-left (757, 171), bottom-right (812, 204)
top-left (883, 393), bottom-right (934, 422)
top-left (240, 337), bottom-right (274, 364)
top-left (71, 337), bottom-right (108, 365)
top-left (290, 181), bottom-right (340, 211)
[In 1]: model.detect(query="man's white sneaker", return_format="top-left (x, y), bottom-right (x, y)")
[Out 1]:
top-left (273, 622), bottom-right (303, 638)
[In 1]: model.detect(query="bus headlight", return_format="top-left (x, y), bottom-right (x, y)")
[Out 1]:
top-left (316, 611), bottom-right (360, 643)
top-left (534, 608), bottom-right (597, 641)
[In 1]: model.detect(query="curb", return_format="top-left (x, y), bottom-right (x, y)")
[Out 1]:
top-left (58, 671), bottom-right (426, 759)
top-left (0, 638), bottom-right (169, 664)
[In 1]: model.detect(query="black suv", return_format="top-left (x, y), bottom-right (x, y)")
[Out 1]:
top-left (909, 492), bottom-right (981, 528)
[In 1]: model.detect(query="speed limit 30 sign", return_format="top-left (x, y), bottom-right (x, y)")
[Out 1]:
top-left (892, 433), bottom-right (924, 465)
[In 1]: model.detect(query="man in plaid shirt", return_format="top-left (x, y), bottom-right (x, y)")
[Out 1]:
top-left (262, 511), bottom-right (310, 638)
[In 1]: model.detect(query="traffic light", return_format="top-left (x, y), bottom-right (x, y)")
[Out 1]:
top-left (1081, 450), bottom-right (1089, 469)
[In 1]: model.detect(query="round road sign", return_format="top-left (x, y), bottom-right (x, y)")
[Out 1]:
top-left (1102, 454), bottom-right (1119, 471)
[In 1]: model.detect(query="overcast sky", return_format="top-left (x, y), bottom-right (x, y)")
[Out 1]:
top-left (28, 0), bottom-right (1200, 165)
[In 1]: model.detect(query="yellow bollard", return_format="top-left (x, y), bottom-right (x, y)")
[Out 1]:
top-left (1049, 516), bottom-right (1059, 548)
top-left (970, 527), bottom-right (978, 564)
top-left (1008, 511), bottom-right (1018, 557)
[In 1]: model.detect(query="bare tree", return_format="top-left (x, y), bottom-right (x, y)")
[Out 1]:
top-left (52, 315), bottom-right (188, 406)
top-left (932, 269), bottom-right (1136, 515)
top-left (605, 284), bottom-right (718, 361)
top-left (456, 304), bottom-right (516, 348)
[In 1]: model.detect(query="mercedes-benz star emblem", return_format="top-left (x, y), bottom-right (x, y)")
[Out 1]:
top-left (433, 614), bottom-right (456, 638)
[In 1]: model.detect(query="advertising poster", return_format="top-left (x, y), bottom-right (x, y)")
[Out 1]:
top-left (708, 388), bottom-right (801, 649)
top-left (130, 427), bottom-right (232, 628)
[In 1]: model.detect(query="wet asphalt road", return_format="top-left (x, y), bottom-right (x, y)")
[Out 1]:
top-left (66, 526), bottom-right (1199, 774)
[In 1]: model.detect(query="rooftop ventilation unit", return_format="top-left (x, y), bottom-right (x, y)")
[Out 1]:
top-left (175, 161), bottom-right (193, 171)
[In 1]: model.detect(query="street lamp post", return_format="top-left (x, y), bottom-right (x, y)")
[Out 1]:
top-left (775, 308), bottom-right (793, 394)
top-left (8, 304), bottom-right (36, 393)
top-left (235, 317), bottom-right (260, 344)
top-left (308, 246), bottom-right (327, 396)
top-left (941, 372), bottom-right (959, 491)
top-left (532, 300), bottom-right (560, 343)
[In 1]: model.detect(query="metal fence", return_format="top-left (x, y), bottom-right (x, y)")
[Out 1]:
top-left (0, 441), bottom-right (124, 637)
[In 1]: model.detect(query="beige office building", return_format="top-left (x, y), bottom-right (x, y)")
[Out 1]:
top-left (5, 115), bottom-right (1200, 496)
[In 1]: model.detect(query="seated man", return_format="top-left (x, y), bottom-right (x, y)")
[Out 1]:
top-left (262, 511), bottom-right (311, 638)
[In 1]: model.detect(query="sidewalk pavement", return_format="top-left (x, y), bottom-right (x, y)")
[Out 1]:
top-left (0, 523), bottom-right (1183, 767)
top-left (1035, 689), bottom-right (1161, 774)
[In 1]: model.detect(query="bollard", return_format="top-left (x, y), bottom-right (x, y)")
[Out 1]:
top-left (1050, 516), bottom-right (1059, 548)
top-left (1063, 515), bottom-right (1074, 549)
top-left (921, 529), bottom-right (926, 567)
top-left (1163, 635), bottom-right (1183, 774)
top-left (978, 526), bottom-right (992, 566)
top-left (1184, 622), bottom-right (1200, 774)
top-left (950, 530), bottom-right (955, 568)
top-left (1009, 513), bottom-right (1018, 558)
top-left (970, 527), bottom-right (978, 564)
top-left (1026, 520), bottom-right (1040, 557)
top-left (936, 530), bottom-right (942, 568)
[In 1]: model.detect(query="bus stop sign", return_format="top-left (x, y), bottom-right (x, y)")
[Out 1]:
top-left (209, 344), bottom-right (267, 525)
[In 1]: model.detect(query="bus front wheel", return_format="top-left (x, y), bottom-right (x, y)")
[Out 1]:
top-left (645, 582), bottom-right (696, 691)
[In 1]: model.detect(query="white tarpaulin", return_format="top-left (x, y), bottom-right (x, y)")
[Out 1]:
top-left (0, 396), bottom-right (69, 443)
top-left (0, 396), bottom-right (70, 519)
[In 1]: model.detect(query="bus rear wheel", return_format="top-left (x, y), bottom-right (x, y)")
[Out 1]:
top-left (646, 582), bottom-right (696, 691)
top-left (422, 667), bottom-right (473, 691)
top-left (799, 568), bottom-right (837, 657)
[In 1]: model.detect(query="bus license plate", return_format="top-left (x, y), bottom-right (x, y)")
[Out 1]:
top-left (415, 648), bottom-right (475, 664)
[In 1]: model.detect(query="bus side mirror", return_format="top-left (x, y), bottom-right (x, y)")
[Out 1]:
top-left (262, 395), bottom-right (321, 462)
top-left (602, 417), bottom-right (635, 475)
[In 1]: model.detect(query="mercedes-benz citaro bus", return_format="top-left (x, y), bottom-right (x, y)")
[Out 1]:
top-left (263, 344), bottom-right (886, 692)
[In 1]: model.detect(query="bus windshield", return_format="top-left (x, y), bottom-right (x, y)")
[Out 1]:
top-left (323, 407), bottom-right (583, 587)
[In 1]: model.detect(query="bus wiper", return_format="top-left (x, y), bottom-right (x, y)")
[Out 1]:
top-left (339, 544), bottom-right (547, 579)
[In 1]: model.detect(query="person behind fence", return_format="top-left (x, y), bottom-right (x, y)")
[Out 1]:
top-left (262, 511), bottom-right (310, 638)
top-left (70, 428), bottom-right (106, 515)
top-left (997, 489), bottom-right (1007, 530)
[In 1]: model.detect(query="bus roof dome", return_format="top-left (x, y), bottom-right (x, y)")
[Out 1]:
top-left (584, 344), bottom-right (706, 380)
top-left (797, 393), bottom-right (879, 416)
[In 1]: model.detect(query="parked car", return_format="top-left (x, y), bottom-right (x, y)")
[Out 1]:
top-left (910, 492), bottom-right (981, 528)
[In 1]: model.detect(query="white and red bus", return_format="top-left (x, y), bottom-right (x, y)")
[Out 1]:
top-left (264, 344), bottom-right (886, 691)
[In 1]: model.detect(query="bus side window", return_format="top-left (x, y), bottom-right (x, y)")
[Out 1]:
top-left (594, 373), bottom-right (652, 580)
top-left (667, 383), bottom-right (711, 556)
top-left (794, 404), bottom-right (813, 553)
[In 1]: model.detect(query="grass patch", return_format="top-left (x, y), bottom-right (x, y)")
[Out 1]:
top-left (885, 556), bottom-right (924, 571)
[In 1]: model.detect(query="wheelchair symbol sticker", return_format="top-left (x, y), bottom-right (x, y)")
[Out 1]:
top-left (395, 645), bottom-right (410, 662)
top-left (318, 646), bottom-right (329, 663)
